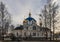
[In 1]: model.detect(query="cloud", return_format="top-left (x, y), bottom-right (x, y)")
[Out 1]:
top-left (1, 0), bottom-right (60, 33)
top-left (1, 0), bottom-right (48, 27)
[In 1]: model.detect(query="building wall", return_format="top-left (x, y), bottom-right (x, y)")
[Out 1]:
top-left (12, 14), bottom-right (51, 38)
top-left (13, 28), bottom-right (50, 38)
top-left (13, 30), bottom-right (22, 37)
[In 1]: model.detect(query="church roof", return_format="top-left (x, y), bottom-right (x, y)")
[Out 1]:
top-left (40, 27), bottom-right (51, 31)
top-left (25, 17), bottom-right (36, 22)
top-left (14, 25), bottom-right (23, 30)
top-left (25, 12), bottom-right (36, 22)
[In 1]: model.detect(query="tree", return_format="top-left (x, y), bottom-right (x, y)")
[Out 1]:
top-left (41, 0), bottom-right (59, 40)
top-left (0, 2), bottom-right (11, 40)
top-left (41, 5), bottom-right (49, 40)
top-left (42, 5), bottom-right (48, 27)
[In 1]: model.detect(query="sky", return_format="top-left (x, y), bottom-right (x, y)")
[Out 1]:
top-left (0, 0), bottom-right (47, 26)
top-left (0, 0), bottom-right (59, 27)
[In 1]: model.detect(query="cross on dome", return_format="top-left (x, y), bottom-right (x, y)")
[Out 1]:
top-left (29, 12), bottom-right (31, 17)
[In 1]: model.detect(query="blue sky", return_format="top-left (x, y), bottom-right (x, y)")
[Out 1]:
top-left (0, 0), bottom-right (59, 27)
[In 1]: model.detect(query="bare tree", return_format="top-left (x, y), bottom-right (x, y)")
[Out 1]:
top-left (41, 0), bottom-right (59, 40)
top-left (0, 2), bottom-right (11, 40)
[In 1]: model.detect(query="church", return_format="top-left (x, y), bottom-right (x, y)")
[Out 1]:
top-left (12, 12), bottom-right (51, 39)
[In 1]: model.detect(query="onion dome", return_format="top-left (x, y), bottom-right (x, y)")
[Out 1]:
top-left (23, 20), bottom-right (27, 23)
top-left (25, 12), bottom-right (36, 22)
top-left (40, 23), bottom-right (42, 26)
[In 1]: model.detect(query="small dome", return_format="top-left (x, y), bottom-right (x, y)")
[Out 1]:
top-left (23, 20), bottom-right (27, 23)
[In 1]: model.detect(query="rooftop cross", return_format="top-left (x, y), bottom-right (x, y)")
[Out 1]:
top-left (29, 9), bottom-right (31, 17)
top-left (29, 12), bottom-right (31, 17)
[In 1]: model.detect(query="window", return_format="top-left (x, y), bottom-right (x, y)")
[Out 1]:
top-left (37, 33), bottom-right (39, 36)
top-left (26, 27), bottom-right (28, 30)
top-left (33, 26), bottom-right (36, 30)
top-left (40, 29), bottom-right (42, 31)
top-left (24, 32), bottom-right (26, 36)
top-left (33, 33), bottom-right (36, 36)
top-left (17, 32), bottom-right (18, 36)
top-left (28, 21), bottom-right (32, 25)
top-left (32, 21), bottom-right (35, 24)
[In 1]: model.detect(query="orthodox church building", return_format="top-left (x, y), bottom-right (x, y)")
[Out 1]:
top-left (12, 12), bottom-right (51, 38)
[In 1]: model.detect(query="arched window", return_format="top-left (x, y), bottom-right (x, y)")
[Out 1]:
top-left (26, 27), bottom-right (28, 30)
top-left (37, 33), bottom-right (39, 36)
top-left (33, 33), bottom-right (36, 36)
top-left (32, 21), bottom-right (34, 24)
top-left (28, 21), bottom-right (32, 25)
top-left (33, 26), bottom-right (36, 30)
top-left (17, 32), bottom-right (18, 36)
top-left (24, 32), bottom-right (26, 36)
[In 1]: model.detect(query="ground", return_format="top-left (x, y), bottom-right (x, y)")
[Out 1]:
top-left (0, 40), bottom-right (60, 42)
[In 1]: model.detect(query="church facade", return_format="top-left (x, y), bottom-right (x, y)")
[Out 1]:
top-left (12, 12), bottom-right (51, 38)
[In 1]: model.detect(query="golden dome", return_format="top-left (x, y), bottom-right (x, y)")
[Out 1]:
top-left (23, 20), bottom-right (27, 23)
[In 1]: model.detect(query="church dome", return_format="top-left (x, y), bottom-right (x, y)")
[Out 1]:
top-left (23, 20), bottom-right (27, 23)
top-left (25, 12), bottom-right (36, 22)
top-left (25, 17), bottom-right (36, 22)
